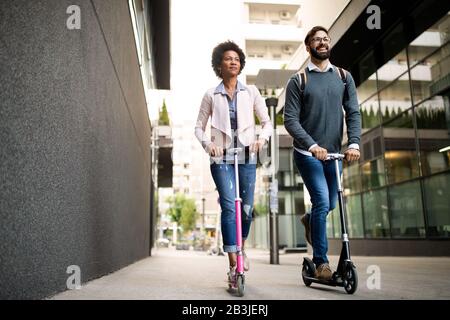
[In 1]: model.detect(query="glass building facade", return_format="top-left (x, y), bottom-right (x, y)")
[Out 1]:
top-left (328, 12), bottom-right (450, 241)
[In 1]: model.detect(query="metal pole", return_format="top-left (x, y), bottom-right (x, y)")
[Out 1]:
top-left (202, 197), bottom-right (205, 233)
top-left (202, 197), bottom-right (206, 249)
top-left (266, 98), bottom-right (279, 265)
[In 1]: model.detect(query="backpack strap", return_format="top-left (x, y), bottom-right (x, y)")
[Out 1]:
top-left (334, 66), bottom-right (349, 102)
top-left (296, 68), bottom-right (308, 96)
top-left (335, 66), bottom-right (347, 85)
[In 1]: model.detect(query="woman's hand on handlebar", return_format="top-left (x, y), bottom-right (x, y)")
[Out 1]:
top-left (207, 143), bottom-right (223, 157)
top-left (250, 138), bottom-right (266, 154)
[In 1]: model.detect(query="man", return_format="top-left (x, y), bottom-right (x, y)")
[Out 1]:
top-left (283, 26), bottom-right (361, 280)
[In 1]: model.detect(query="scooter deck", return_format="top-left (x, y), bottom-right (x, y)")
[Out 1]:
top-left (302, 273), bottom-right (345, 287)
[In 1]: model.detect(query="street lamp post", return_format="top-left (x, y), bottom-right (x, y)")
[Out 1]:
top-left (201, 197), bottom-right (206, 233)
top-left (265, 97), bottom-right (279, 265)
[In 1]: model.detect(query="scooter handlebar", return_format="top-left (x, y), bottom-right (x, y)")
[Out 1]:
top-left (223, 147), bottom-right (243, 155)
top-left (325, 153), bottom-right (345, 161)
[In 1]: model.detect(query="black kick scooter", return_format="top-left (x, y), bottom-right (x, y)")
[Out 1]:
top-left (301, 153), bottom-right (358, 294)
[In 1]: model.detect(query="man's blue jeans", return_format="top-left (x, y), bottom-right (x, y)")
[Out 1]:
top-left (210, 163), bottom-right (256, 253)
top-left (293, 151), bottom-right (342, 266)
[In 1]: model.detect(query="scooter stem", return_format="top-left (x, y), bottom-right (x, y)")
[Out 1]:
top-left (232, 149), bottom-right (244, 274)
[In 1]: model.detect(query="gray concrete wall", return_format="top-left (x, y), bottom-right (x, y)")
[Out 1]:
top-left (0, 0), bottom-right (152, 299)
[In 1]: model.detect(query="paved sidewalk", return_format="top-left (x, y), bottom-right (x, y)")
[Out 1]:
top-left (51, 247), bottom-right (450, 300)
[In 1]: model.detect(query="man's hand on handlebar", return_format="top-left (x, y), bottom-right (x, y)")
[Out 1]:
top-left (310, 145), bottom-right (328, 161)
top-left (344, 148), bottom-right (360, 162)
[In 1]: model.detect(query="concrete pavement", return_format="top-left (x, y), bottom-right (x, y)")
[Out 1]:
top-left (50, 246), bottom-right (450, 300)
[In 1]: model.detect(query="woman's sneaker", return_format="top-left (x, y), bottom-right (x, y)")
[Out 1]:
top-left (227, 266), bottom-right (237, 288)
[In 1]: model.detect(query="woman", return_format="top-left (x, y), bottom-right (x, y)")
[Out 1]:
top-left (194, 41), bottom-right (272, 287)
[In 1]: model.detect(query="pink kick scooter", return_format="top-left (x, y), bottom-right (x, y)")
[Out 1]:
top-left (226, 147), bottom-right (245, 296)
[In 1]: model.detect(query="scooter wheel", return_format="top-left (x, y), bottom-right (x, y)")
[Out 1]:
top-left (344, 264), bottom-right (358, 294)
top-left (237, 274), bottom-right (245, 297)
top-left (302, 263), bottom-right (313, 287)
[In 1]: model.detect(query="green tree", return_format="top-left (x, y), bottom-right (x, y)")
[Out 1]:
top-left (159, 99), bottom-right (170, 126)
top-left (384, 107), bottom-right (391, 121)
top-left (368, 105), bottom-right (375, 128)
top-left (180, 199), bottom-right (198, 233)
top-left (361, 107), bottom-right (369, 128)
top-left (166, 193), bottom-right (198, 234)
top-left (271, 88), bottom-right (276, 97)
top-left (276, 112), bottom-right (284, 126)
top-left (254, 202), bottom-right (268, 216)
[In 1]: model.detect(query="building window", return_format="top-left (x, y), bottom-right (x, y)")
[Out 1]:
top-left (278, 196), bottom-right (286, 215)
top-left (327, 211), bottom-right (335, 239)
top-left (407, 12), bottom-right (449, 69)
top-left (332, 208), bottom-right (341, 238)
top-left (377, 50), bottom-right (409, 91)
top-left (346, 194), bottom-right (365, 238)
top-left (378, 75), bottom-right (412, 124)
top-left (361, 157), bottom-right (386, 190)
top-left (388, 181), bottom-right (426, 238)
top-left (383, 109), bottom-right (420, 184)
top-left (343, 162), bottom-right (362, 195)
top-left (410, 42), bottom-right (450, 104)
top-left (384, 150), bottom-right (420, 184)
top-left (360, 95), bottom-right (381, 130)
top-left (423, 172), bottom-right (450, 237)
top-left (294, 193), bottom-right (305, 216)
top-left (362, 188), bottom-right (390, 238)
top-left (357, 72), bottom-right (378, 103)
top-left (416, 94), bottom-right (450, 176)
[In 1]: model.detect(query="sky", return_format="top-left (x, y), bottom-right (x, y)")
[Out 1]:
top-left (147, 0), bottom-right (244, 126)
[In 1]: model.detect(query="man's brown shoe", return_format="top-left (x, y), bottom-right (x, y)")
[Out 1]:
top-left (315, 263), bottom-right (333, 280)
top-left (300, 214), bottom-right (312, 246)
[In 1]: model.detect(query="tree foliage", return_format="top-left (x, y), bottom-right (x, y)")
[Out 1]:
top-left (166, 193), bottom-right (198, 234)
top-left (159, 99), bottom-right (170, 126)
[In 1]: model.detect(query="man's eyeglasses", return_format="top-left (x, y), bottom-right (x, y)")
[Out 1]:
top-left (310, 37), bottom-right (331, 44)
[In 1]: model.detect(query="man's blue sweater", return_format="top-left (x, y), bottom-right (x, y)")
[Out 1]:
top-left (283, 67), bottom-right (361, 153)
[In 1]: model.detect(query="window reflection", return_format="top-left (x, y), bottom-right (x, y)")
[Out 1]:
top-left (377, 50), bottom-right (409, 90)
top-left (410, 42), bottom-right (450, 104)
top-left (423, 173), bottom-right (450, 237)
top-left (416, 94), bottom-right (450, 175)
top-left (332, 207), bottom-right (340, 238)
top-left (385, 150), bottom-right (420, 184)
top-left (389, 181), bottom-right (425, 238)
top-left (379, 75), bottom-right (412, 123)
top-left (383, 109), bottom-right (420, 184)
top-left (363, 189), bottom-right (390, 238)
top-left (361, 158), bottom-right (385, 190)
top-left (343, 162), bottom-right (361, 195)
top-left (357, 73), bottom-right (378, 103)
top-left (327, 211), bottom-right (335, 239)
top-left (360, 95), bottom-right (381, 130)
top-left (346, 195), bottom-right (364, 238)
top-left (408, 12), bottom-right (449, 68)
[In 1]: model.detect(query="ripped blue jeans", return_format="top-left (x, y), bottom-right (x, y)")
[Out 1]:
top-left (210, 163), bottom-right (256, 253)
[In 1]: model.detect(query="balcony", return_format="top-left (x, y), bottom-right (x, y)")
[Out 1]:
top-left (244, 23), bottom-right (303, 42)
top-left (245, 58), bottom-right (290, 76)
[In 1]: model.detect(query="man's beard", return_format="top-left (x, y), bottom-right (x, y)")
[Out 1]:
top-left (310, 46), bottom-right (330, 60)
